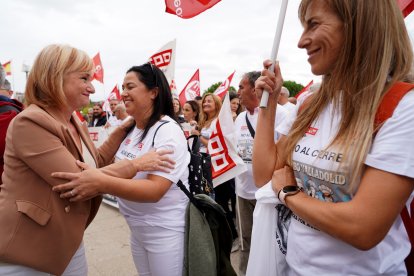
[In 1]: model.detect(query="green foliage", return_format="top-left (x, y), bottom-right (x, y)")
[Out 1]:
top-left (203, 82), bottom-right (236, 95)
top-left (283, 80), bottom-right (304, 97)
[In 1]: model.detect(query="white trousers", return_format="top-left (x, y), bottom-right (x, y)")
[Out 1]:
top-left (0, 242), bottom-right (87, 276)
top-left (129, 225), bottom-right (184, 276)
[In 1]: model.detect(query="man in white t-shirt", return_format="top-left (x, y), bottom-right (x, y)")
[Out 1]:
top-left (105, 99), bottom-right (122, 128)
top-left (234, 71), bottom-right (288, 275)
top-left (278, 86), bottom-right (296, 113)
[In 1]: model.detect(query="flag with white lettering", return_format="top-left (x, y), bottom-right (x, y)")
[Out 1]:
top-left (208, 93), bottom-right (247, 187)
top-left (214, 70), bottom-right (235, 99)
top-left (165, 0), bottom-right (221, 19)
top-left (149, 39), bottom-right (176, 90)
top-left (178, 69), bottom-right (200, 106)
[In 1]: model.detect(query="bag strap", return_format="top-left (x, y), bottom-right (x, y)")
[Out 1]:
top-left (245, 112), bottom-right (255, 138)
top-left (187, 134), bottom-right (201, 153)
top-left (0, 104), bottom-right (20, 113)
top-left (150, 119), bottom-right (201, 207)
top-left (151, 120), bottom-right (170, 147)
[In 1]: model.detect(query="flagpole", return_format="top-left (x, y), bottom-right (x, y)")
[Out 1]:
top-left (259, 0), bottom-right (289, 108)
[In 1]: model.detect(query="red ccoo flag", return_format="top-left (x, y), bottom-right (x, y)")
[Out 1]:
top-left (398, 0), bottom-right (414, 17)
top-left (295, 80), bottom-right (313, 99)
top-left (108, 84), bottom-right (121, 101)
top-left (179, 69), bottom-right (200, 106)
top-left (92, 53), bottom-right (104, 83)
top-left (165, 0), bottom-right (221, 19)
top-left (214, 71), bottom-right (236, 99)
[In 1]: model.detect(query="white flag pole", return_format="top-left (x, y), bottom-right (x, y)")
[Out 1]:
top-left (259, 0), bottom-right (289, 108)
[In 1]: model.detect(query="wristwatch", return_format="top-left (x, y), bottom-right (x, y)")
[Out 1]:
top-left (277, 185), bottom-right (303, 205)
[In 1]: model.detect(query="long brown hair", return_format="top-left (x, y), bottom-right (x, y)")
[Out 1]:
top-left (198, 93), bottom-right (222, 130)
top-left (286, 0), bottom-right (413, 190)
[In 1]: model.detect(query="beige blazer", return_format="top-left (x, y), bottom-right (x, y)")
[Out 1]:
top-left (0, 105), bottom-right (136, 275)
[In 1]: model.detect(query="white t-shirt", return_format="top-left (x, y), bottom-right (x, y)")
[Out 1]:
top-left (199, 119), bottom-right (217, 153)
top-left (277, 91), bottom-right (414, 275)
top-left (235, 105), bottom-right (288, 200)
top-left (281, 101), bottom-right (296, 114)
top-left (115, 116), bottom-right (190, 231)
top-left (107, 114), bottom-right (122, 127)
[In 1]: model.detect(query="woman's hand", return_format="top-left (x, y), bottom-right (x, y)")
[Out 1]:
top-left (190, 128), bottom-right (200, 136)
top-left (255, 60), bottom-right (283, 101)
top-left (271, 165), bottom-right (297, 195)
top-left (133, 148), bottom-right (175, 172)
top-left (52, 161), bottom-right (104, 202)
top-left (119, 116), bottom-right (135, 132)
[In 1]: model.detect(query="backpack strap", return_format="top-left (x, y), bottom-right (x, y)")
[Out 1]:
top-left (374, 82), bottom-right (414, 130)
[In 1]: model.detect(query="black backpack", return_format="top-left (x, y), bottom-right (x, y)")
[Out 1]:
top-left (152, 121), bottom-right (214, 197)
top-left (152, 120), bottom-right (236, 276)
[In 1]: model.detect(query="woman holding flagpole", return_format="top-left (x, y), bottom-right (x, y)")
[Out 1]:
top-left (253, 0), bottom-right (414, 274)
top-left (52, 62), bottom-right (190, 276)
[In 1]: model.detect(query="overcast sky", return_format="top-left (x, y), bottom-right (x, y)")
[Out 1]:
top-left (1, 0), bottom-right (414, 102)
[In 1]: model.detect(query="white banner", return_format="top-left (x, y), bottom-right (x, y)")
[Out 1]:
top-left (148, 39), bottom-right (176, 93)
top-left (208, 93), bottom-right (246, 187)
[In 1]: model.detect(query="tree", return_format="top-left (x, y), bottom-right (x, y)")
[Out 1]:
top-left (203, 82), bottom-right (236, 95)
top-left (283, 80), bottom-right (304, 97)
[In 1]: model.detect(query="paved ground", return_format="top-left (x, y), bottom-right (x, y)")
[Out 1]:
top-left (84, 203), bottom-right (240, 276)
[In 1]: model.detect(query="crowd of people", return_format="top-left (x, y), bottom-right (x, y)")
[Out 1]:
top-left (0, 0), bottom-right (413, 275)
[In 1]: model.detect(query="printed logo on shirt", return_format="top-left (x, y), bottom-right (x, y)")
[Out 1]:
top-left (241, 126), bottom-right (248, 131)
top-left (306, 127), bottom-right (318, 136)
top-left (124, 138), bottom-right (131, 146)
top-left (120, 149), bottom-right (136, 160)
top-left (137, 142), bottom-right (143, 150)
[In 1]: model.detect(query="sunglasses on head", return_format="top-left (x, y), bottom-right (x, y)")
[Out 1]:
top-left (146, 62), bottom-right (158, 87)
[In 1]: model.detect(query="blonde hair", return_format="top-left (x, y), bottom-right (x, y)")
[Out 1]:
top-left (285, 0), bottom-right (414, 190)
top-left (25, 44), bottom-right (94, 109)
top-left (198, 93), bottom-right (222, 129)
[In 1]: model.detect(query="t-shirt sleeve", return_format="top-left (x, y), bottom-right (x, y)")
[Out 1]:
top-left (151, 122), bottom-right (190, 183)
top-left (276, 92), bottom-right (313, 136)
top-left (365, 91), bottom-right (414, 178)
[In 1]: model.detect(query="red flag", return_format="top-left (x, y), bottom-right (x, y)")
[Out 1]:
top-left (170, 79), bottom-right (178, 95)
top-left (179, 69), bottom-right (200, 106)
top-left (2, 61), bottom-right (11, 76)
top-left (92, 53), bottom-right (104, 83)
top-left (398, 0), bottom-right (414, 17)
top-left (103, 84), bottom-right (121, 112)
top-left (208, 93), bottom-right (247, 187)
top-left (108, 84), bottom-right (121, 101)
top-left (295, 80), bottom-right (313, 99)
top-left (214, 71), bottom-right (236, 99)
top-left (165, 0), bottom-right (221, 19)
top-left (74, 111), bottom-right (85, 123)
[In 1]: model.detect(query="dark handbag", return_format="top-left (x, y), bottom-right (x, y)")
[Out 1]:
top-left (186, 135), bottom-right (214, 197)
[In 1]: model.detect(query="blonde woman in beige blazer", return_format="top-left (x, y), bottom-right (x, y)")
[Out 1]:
top-left (0, 44), bottom-right (173, 276)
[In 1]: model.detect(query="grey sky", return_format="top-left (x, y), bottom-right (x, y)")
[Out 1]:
top-left (1, 0), bottom-right (414, 101)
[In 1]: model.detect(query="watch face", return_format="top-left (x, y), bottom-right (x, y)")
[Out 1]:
top-left (283, 185), bottom-right (301, 193)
